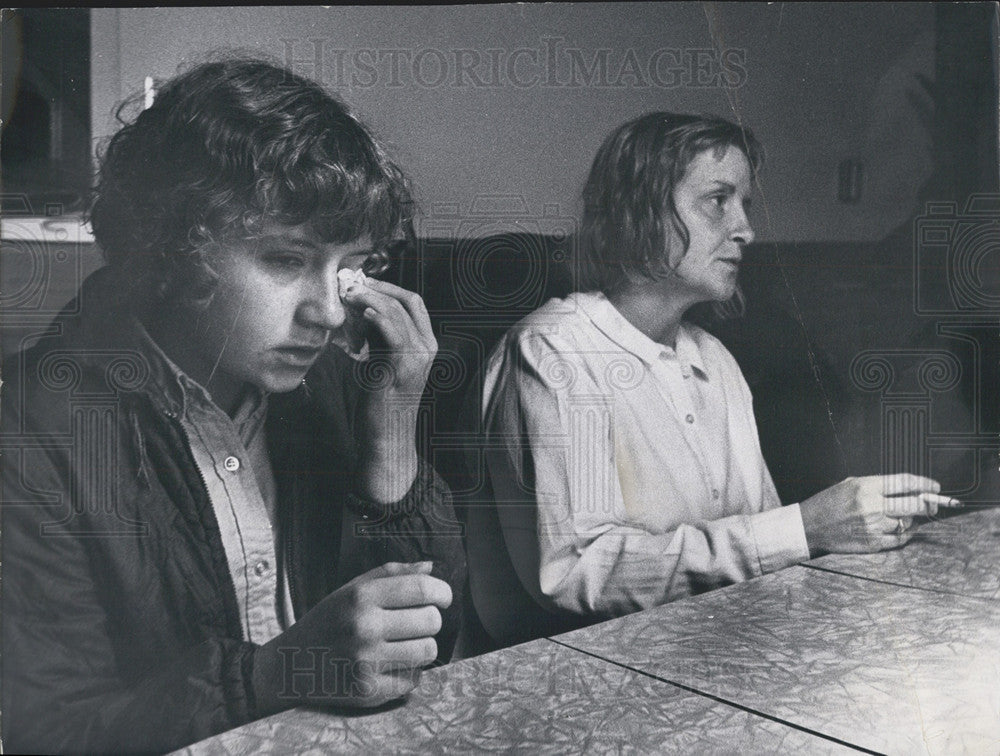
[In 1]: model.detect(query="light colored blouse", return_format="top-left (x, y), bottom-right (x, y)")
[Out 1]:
top-left (482, 291), bottom-right (810, 619)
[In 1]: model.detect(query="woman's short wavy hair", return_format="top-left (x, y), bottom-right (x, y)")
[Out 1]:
top-left (577, 112), bottom-right (762, 317)
top-left (90, 55), bottom-right (412, 305)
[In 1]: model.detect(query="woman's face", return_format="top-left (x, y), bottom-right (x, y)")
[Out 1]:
top-left (661, 145), bottom-right (755, 307)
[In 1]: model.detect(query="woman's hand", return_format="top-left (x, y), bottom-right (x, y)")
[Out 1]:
top-left (341, 279), bottom-right (437, 503)
top-left (799, 473), bottom-right (961, 557)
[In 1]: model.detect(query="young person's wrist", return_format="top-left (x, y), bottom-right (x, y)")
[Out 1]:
top-left (354, 443), bottom-right (418, 504)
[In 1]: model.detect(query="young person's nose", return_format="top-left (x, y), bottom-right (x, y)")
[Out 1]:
top-left (295, 270), bottom-right (347, 330)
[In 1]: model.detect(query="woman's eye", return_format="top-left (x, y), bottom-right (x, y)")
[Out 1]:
top-left (705, 195), bottom-right (727, 214)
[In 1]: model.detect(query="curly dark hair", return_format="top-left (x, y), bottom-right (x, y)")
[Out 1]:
top-left (89, 55), bottom-right (412, 304)
top-left (577, 112), bottom-right (762, 317)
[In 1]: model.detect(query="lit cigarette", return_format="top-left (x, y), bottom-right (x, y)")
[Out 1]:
top-left (920, 492), bottom-right (963, 508)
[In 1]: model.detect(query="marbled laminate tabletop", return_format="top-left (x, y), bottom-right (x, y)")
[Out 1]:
top-left (806, 506), bottom-right (1000, 600)
top-left (180, 511), bottom-right (1000, 754)
top-left (553, 566), bottom-right (1000, 755)
top-left (179, 639), bottom-right (848, 755)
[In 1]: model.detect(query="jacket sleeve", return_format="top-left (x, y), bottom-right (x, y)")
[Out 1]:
top-left (1, 412), bottom-right (258, 754)
top-left (317, 345), bottom-right (467, 663)
top-left (482, 329), bottom-right (809, 620)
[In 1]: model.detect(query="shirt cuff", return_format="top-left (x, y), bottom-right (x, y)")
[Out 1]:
top-left (748, 503), bottom-right (811, 575)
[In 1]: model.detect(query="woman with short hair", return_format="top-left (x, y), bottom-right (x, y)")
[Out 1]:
top-left (478, 112), bottom-right (952, 637)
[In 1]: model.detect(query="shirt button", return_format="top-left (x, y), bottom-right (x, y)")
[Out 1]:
top-left (224, 456), bottom-right (241, 472)
top-left (712, 489), bottom-right (720, 500)
top-left (254, 560), bottom-right (270, 577)
top-left (686, 414), bottom-right (695, 424)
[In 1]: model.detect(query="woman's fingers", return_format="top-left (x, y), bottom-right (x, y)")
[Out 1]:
top-left (883, 492), bottom-right (963, 518)
top-left (881, 515), bottom-right (913, 534)
top-left (876, 473), bottom-right (941, 497)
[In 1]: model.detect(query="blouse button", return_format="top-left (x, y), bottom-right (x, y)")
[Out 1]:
top-left (712, 489), bottom-right (720, 500)
top-left (224, 455), bottom-right (241, 472)
top-left (254, 560), bottom-right (270, 577)
top-left (685, 414), bottom-right (695, 424)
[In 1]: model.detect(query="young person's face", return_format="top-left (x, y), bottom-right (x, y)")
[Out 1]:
top-left (661, 145), bottom-right (755, 306)
top-left (185, 221), bottom-right (372, 404)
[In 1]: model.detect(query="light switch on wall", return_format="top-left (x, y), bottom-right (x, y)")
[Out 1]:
top-left (838, 159), bottom-right (864, 203)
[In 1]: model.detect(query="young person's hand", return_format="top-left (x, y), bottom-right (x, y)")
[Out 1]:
top-left (799, 473), bottom-right (960, 556)
top-left (341, 279), bottom-right (437, 503)
top-left (251, 561), bottom-right (452, 715)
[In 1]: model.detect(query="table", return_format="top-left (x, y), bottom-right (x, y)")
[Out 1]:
top-left (182, 508), bottom-right (1000, 755)
top-left (178, 639), bottom-right (844, 754)
top-left (555, 567), bottom-right (1000, 754)
top-left (805, 506), bottom-right (1000, 601)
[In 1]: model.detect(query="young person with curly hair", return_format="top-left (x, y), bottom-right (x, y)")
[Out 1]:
top-left (1, 57), bottom-right (465, 753)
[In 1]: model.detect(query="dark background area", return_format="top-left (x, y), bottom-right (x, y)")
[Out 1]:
top-left (1, 8), bottom-right (91, 214)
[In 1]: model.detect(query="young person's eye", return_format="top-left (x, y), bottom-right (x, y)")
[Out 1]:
top-left (340, 252), bottom-right (373, 274)
top-left (264, 253), bottom-right (306, 271)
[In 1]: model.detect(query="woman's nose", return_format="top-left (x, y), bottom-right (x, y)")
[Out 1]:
top-left (730, 205), bottom-right (755, 246)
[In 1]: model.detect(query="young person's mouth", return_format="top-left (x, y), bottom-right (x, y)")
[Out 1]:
top-left (274, 345), bottom-right (324, 365)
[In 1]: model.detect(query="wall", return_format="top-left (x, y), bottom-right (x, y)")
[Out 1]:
top-left (90, 3), bottom-right (935, 243)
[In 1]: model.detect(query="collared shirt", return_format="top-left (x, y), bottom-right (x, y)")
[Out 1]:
top-left (483, 291), bottom-right (810, 618)
top-left (135, 322), bottom-right (294, 643)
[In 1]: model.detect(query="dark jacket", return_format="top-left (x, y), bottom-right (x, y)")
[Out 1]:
top-left (0, 268), bottom-right (466, 754)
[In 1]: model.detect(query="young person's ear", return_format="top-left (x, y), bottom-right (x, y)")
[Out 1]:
top-left (156, 245), bottom-right (221, 310)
